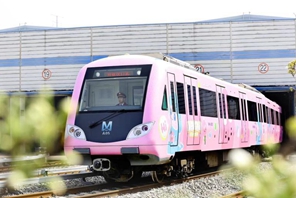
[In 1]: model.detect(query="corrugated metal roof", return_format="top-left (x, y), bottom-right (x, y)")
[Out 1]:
top-left (199, 14), bottom-right (295, 23)
top-left (0, 25), bottom-right (59, 33)
top-left (0, 14), bottom-right (295, 33)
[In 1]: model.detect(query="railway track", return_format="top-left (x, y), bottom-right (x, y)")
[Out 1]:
top-left (0, 166), bottom-right (90, 183)
top-left (0, 155), bottom-right (68, 174)
top-left (2, 156), bottom-right (273, 197)
top-left (2, 169), bottom-right (239, 198)
top-left (0, 156), bottom-right (273, 197)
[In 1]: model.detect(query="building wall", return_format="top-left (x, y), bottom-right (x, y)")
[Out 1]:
top-left (0, 19), bottom-right (295, 92)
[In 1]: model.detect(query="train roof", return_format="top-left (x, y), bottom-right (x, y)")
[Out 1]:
top-left (82, 53), bottom-right (279, 107)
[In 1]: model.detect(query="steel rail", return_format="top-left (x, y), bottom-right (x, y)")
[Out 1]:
top-left (0, 154), bottom-right (67, 168)
top-left (0, 171), bottom-right (98, 188)
top-left (2, 169), bottom-right (229, 198)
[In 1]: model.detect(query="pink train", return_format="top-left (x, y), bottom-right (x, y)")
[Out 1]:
top-left (64, 54), bottom-right (283, 182)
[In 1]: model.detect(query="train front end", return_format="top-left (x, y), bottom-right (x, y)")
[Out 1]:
top-left (64, 56), bottom-right (169, 181)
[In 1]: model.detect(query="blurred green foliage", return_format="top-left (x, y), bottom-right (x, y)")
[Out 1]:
top-left (0, 90), bottom-right (69, 191)
top-left (287, 60), bottom-right (296, 77)
top-left (228, 117), bottom-right (296, 198)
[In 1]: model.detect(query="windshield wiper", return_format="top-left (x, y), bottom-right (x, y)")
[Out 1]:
top-left (89, 109), bottom-right (126, 129)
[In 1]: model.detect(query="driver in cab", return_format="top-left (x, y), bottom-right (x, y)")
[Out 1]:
top-left (116, 92), bottom-right (128, 106)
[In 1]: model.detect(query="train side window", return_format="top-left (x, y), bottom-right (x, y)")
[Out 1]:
top-left (263, 105), bottom-right (267, 123)
top-left (187, 85), bottom-right (193, 115)
top-left (266, 107), bottom-right (270, 124)
top-left (193, 86), bottom-right (198, 116)
top-left (199, 88), bottom-right (217, 117)
top-left (247, 100), bottom-right (258, 122)
top-left (262, 105), bottom-right (264, 122)
top-left (242, 99), bottom-right (247, 121)
top-left (277, 111), bottom-right (281, 125)
top-left (227, 96), bottom-right (240, 120)
top-left (177, 82), bottom-right (186, 114)
top-left (274, 110), bottom-right (278, 125)
top-left (162, 86), bottom-right (168, 110)
top-left (218, 93), bottom-right (226, 118)
top-left (267, 108), bottom-right (271, 124)
top-left (258, 104), bottom-right (262, 122)
top-left (170, 82), bottom-right (176, 112)
top-left (271, 109), bottom-right (275, 124)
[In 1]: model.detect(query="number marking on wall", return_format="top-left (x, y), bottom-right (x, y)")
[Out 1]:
top-left (42, 69), bottom-right (52, 80)
top-left (194, 64), bottom-right (204, 73)
top-left (258, 62), bottom-right (269, 74)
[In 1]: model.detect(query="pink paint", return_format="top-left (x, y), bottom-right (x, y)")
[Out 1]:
top-left (64, 54), bottom-right (283, 166)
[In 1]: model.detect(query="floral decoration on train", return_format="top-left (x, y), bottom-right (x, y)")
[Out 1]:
top-left (159, 116), bottom-right (168, 140)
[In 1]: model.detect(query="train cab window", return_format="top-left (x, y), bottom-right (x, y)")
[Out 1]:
top-left (199, 88), bottom-right (217, 117)
top-left (162, 86), bottom-right (168, 110)
top-left (227, 96), bottom-right (240, 120)
top-left (177, 82), bottom-right (186, 114)
top-left (78, 66), bottom-right (151, 112)
top-left (247, 100), bottom-right (257, 122)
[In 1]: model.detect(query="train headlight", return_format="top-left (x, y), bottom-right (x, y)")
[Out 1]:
top-left (95, 72), bottom-right (100, 77)
top-left (65, 125), bottom-right (86, 140)
top-left (126, 121), bottom-right (155, 139)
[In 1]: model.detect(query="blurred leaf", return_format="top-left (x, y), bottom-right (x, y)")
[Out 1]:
top-left (285, 117), bottom-right (296, 138)
top-left (48, 176), bottom-right (67, 195)
top-left (228, 149), bottom-right (255, 171)
top-left (0, 89), bottom-right (69, 190)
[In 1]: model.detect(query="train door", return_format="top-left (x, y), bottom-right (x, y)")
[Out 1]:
top-left (256, 97), bottom-right (264, 142)
top-left (216, 85), bottom-right (228, 144)
top-left (167, 73), bottom-right (179, 146)
top-left (184, 76), bottom-right (200, 145)
top-left (239, 92), bottom-right (248, 142)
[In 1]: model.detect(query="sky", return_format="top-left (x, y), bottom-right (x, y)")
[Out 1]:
top-left (0, 0), bottom-right (295, 29)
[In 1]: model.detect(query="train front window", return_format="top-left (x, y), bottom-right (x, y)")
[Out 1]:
top-left (78, 66), bottom-right (151, 112)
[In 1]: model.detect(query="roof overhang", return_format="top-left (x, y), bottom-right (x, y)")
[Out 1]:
top-left (254, 86), bottom-right (296, 92)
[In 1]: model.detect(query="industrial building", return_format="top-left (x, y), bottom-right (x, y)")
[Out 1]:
top-left (0, 14), bottom-right (296, 135)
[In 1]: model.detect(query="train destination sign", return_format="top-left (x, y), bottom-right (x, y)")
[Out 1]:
top-left (94, 68), bottom-right (142, 78)
top-left (104, 71), bottom-right (133, 77)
